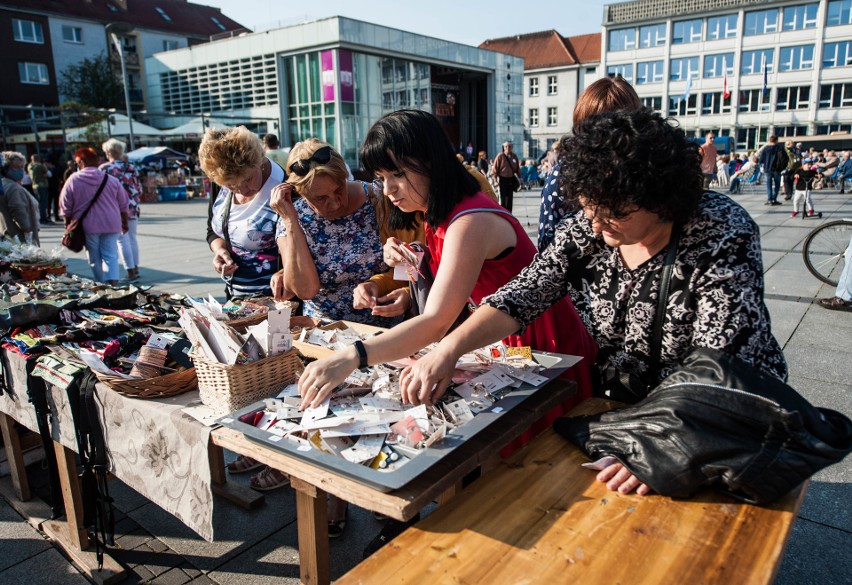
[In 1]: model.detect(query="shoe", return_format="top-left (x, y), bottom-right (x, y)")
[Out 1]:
top-left (328, 519), bottom-right (346, 538)
top-left (362, 513), bottom-right (421, 559)
top-left (226, 455), bottom-right (264, 474)
top-left (40, 219), bottom-right (54, 225)
top-left (249, 467), bottom-right (290, 491)
top-left (784, 196), bottom-right (792, 200)
top-left (764, 201), bottom-right (772, 205)
top-left (791, 212), bottom-right (798, 218)
top-left (771, 201), bottom-right (782, 206)
top-left (807, 209), bottom-right (814, 216)
top-left (818, 297), bottom-right (852, 312)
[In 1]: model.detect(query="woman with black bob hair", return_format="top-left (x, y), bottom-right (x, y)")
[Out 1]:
top-left (381, 108), bottom-right (787, 495)
top-left (298, 109), bottom-right (598, 448)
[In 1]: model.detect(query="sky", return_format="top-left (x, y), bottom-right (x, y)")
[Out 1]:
top-left (201, 0), bottom-right (607, 46)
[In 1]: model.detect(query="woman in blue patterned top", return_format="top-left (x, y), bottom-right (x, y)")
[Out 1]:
top-left (201, 126), bottom-right (286, 299)
top-left (270, 138), bottom-right (409, 329)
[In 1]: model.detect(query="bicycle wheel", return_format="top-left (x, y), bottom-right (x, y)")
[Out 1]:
top-left (802, 219), bottom-right (852, 287)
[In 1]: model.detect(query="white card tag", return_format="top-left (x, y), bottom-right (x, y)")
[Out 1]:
top-left (276, 383), bottom-right (300, 398)
top-left (444, 399), bottom-right (474, 424)
top-left (359, 395), bottom-right (403, 412)
top-left (341, 434), bottom-right (385, 463)
top-left (299, 394), bottom-right (331, 427)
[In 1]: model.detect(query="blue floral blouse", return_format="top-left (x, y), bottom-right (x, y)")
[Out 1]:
top-left (276, 182), bottom-right (401, 327)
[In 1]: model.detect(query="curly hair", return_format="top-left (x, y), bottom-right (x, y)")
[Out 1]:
top-left (558, 108), bottom-right (703, 224)
top-left (198, 126), bottom-right (264, 185)
top-left (102, 138), bottom-right (126, 160)
top-left (285, 138), bottom-right (348, 196)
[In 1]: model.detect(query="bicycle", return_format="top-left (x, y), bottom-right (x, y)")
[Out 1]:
top-left (802, 218), bottom-right (852, 287)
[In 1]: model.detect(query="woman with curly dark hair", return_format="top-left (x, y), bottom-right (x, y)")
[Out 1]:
top-left (397, 108), bottom-right (787, 495)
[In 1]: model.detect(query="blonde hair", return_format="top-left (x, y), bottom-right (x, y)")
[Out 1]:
top-left (286, 138), bottom-right (347, 195)
top-left (198, 126), bottom-right (264, 184)
top-left (102, 138), bottom-right (126, 160)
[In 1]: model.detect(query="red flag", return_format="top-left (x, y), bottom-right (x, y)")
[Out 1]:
top-left (723, 57), bottom-right (730, 99)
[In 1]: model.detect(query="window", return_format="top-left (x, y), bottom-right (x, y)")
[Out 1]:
top-left (607, 63), bottom-right (633, 83)
top-left (62, 25), bottom-right (82, 43)
top-left (707, 15), bottom-right (738, 40)
top-left (776, 86), bottom-right (811, 111)
top-left (210, 16), bottom-right (227, 31)
top-left (823, 42), bottom-right (852, 68)
top-left (782, 4), bottom-right (819, 30)
top-left (736, 127), bottom-right (768, 152)
top-left (778, 45), bottom-right (814, 71)
top-left (12, 19), bottom-right (44, 43)
top-left (547, 75), bottom-right (557, 95)
top-left (155, 7), bottom-right (172, 21)
top-left (745, 9), bottom-right (779, 36)
top-left (163, 40), bottom-right (179, 51)
top-left (703, 53), bottom-right (735, 78)
top-left (529, 77), bottom-right (539, 97)
top-left (636, 60), bottom-right (664, 84)
top-left (529, 108), bottom-right (539, 127)
top-left (827, 0), bottom-right (852, 26)
top-left (18, 62), bottom-right (49, 84)
top-left (817, 123), bottom-right (852, 134)
top-left (672, 19), bottom-right (703, 44)
top-left (774, 125), bottom-right (808, 137)
top-left (741, 49), bottom-right (774, 75)
top-left (668, 94), bottom-right (698, 116)
top-left (670, 57), bottom-right (699, 81)
top-left (701, 91), bottom-right (732, 114)
top-left (639, 23), bottom-right (667, 47)
top-left (819, 83), bottom-right (852, 108)
top-left (608, 28), bottom-right (636, 52)
top-left (547, 107), bottom-right (557, 126)
top-left (739, 89), bottom-right (771, 112)
top-left (641, 96), bottom-right (662, 112)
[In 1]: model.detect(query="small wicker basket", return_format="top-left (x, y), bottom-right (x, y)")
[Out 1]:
top-left (226, 300), bottom-right (299, 333)
top-left (95, 367), bottom-right (198, 399)
top-left (192, 348), bottom-right (304, 415)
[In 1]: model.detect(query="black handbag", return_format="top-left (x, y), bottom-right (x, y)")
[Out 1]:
top-left (62, 174), bottom-right (109, 253)
top-left (555, 348), bottom-right (852, 503)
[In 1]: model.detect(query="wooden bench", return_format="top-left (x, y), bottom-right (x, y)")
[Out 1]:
top-left (337, 398), bottom-right (807, 585)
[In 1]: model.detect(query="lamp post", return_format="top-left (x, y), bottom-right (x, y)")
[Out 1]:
top-left (105, 22), bottom-right (135, 150)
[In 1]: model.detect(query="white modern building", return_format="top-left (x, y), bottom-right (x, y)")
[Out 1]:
top-left (480, 31), bottom-right (601, 160)
top-left (144, 16), bottom-right (525, 167)
top-left (601, 0), bottom-right (852, 151)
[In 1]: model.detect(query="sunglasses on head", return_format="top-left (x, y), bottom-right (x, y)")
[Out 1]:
top-left (290, 146), bottom-right (332, 177)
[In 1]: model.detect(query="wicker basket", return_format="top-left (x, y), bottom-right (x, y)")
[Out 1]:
top-left (193, 348), bottom-right (304, 415)
top-left (95, 367), bottom-right (198, 399)
top-left (227, 300), bottom-right (299, 333)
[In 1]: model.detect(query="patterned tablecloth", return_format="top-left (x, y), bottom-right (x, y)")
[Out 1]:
top-left (0, 350), bottom-right (214, 541)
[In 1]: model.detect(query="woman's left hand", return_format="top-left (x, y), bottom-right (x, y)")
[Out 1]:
top-left (399, 344), bottom-right (456, 405)
top-left (297, 351), bottom-right (359, 410)
top-left (596, 462), bottom-right (651, 495)
top-left (371, 288), bottom-right (411, 317)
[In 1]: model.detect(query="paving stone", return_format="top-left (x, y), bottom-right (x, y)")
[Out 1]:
top-left (0, 547), bottom-right (90, 585)
top-left (0, 499), bottom-right (52, 572)
top-left (128, 564), bottom-right (156, 584)
top-left (776, 518), bottom-right (852, 585)
top-left (152, 568), bottom-right (192, 585)
top-left (115, 528), bottom-right (155, 551)
top-left (148, 538), bottom-right (170, 553)
top-left (187, 575), bottom-right (218, 585)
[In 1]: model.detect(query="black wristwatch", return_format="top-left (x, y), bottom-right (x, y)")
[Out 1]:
top-left (354, 340), bottom-right (368, 369)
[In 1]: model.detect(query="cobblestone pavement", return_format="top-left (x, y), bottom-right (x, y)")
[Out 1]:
top-left (1, 186), bottom-right (850, 584)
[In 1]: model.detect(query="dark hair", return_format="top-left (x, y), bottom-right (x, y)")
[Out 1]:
top-left (263, 133), bottom-right (280, 149)
top-left (558, 108), bottom-right (703, 224)
top-left (360, 109), bottom-right (479, 228)
top-left (573, 76), bottom-right (642, 130)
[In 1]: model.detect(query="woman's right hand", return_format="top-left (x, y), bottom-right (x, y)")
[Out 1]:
top-left (270, 183), bottom-right (298, 220)
top-left (383, 237), bottom-right (416, 267)
top-left (352, 281), bottom-right (379, 309)
top-left (213, 247), bottom-right (237, 276)
top-left (270, 269), bottom-right (294, 301)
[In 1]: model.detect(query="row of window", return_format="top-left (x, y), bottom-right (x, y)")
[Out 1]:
top-left (527, 107), bottom-right (559, 127)
top-left (11, 18), bottom-right (182, 51)
top-left (638, 83), bottom-right (852, 116)
top-left (608, 41), bottom-right (851, 85)
top-left (609, 1), bottom-right (852, 51)
top-left (528, 75), bottom-right (558, 97)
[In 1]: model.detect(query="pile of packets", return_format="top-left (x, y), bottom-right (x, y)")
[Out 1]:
top-left (295, 321), bottom-right (368, 351)
top-left (179, 296), bottom-right (293, 365)
top-left (71, 330), bottom-right (193, 380)
top-left (220, 297), bottom-right (278, 321)
top-left (232, 344), bottom-right (550, 472)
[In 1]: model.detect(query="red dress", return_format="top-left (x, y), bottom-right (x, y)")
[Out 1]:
top-left (425, 192), bottom-right (598, 453)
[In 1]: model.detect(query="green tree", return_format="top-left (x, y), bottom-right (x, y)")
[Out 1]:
top-left (58, 52), bottom-right (123, 109)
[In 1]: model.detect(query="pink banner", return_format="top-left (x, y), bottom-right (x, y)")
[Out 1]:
top-left (321, 50), bottom-right (335, 102)
top-left (339, 50), bottom-right (354, 102)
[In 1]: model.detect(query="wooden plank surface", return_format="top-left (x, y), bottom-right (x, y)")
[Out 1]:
top-left (338, 399), bottom-right (806, 585)
top-left (207, 442), bottom-right (265, 510)
top-left (53, 441), bottom-right (89, 551)
top-left (0, 412), bottom-right (31, 501)
top-left (292, 477), bottom-right (330, 585)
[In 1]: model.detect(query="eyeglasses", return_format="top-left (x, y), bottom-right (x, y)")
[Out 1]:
top-left (290, 146), bottom-right (332, 177)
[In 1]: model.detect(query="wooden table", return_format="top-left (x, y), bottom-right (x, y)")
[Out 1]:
top-left (337, 398), bottom-right (808, 585)
top-left (211, 378), bottom-right (578, 585)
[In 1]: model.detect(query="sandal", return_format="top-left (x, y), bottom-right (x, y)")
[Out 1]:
top-left (250, 467), bottom-right (290, 491)
top-left (226, 455), bottom-right (264, 474)
top-left (818, 297), bottom-right (852, 312)
top-left (328, 499), bottom-right (348, 538)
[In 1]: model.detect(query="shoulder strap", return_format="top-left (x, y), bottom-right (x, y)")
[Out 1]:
top-left (447, 206), bottom-right (514, 226)
top-left (649, 224), bottom-right (681, 371)
top-left (77, 174), bottom-right (110, 222)
top-left (221, 192), bottom-right (233, 253)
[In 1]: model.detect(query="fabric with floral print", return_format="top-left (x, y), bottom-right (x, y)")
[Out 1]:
top-left (99, 160), bottom-right (143, 219)
top-left (210, 160), bottom-right (284, 297)
top-left (486, 190), bottom-right (788, 387)
top-left (537, 164), bottom-right (576, 252)
top-left (276, 182), bottom-right (401, 327)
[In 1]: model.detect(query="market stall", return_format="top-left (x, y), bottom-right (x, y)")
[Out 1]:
top-left (125, 146), bottom-right (189, 202)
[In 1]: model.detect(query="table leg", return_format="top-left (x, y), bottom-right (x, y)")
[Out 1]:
top-left (0, 412), bottom-right (31, 501)
top-left (208, 442), bottom-right (265, 510)
top-left (53, 441), bottom-right (89, 550)
top-left (291, 477), bottom-right (330, 585)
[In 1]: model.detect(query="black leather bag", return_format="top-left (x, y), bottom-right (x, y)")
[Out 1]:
top-left (555, 348), bottom-right (852, 503)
